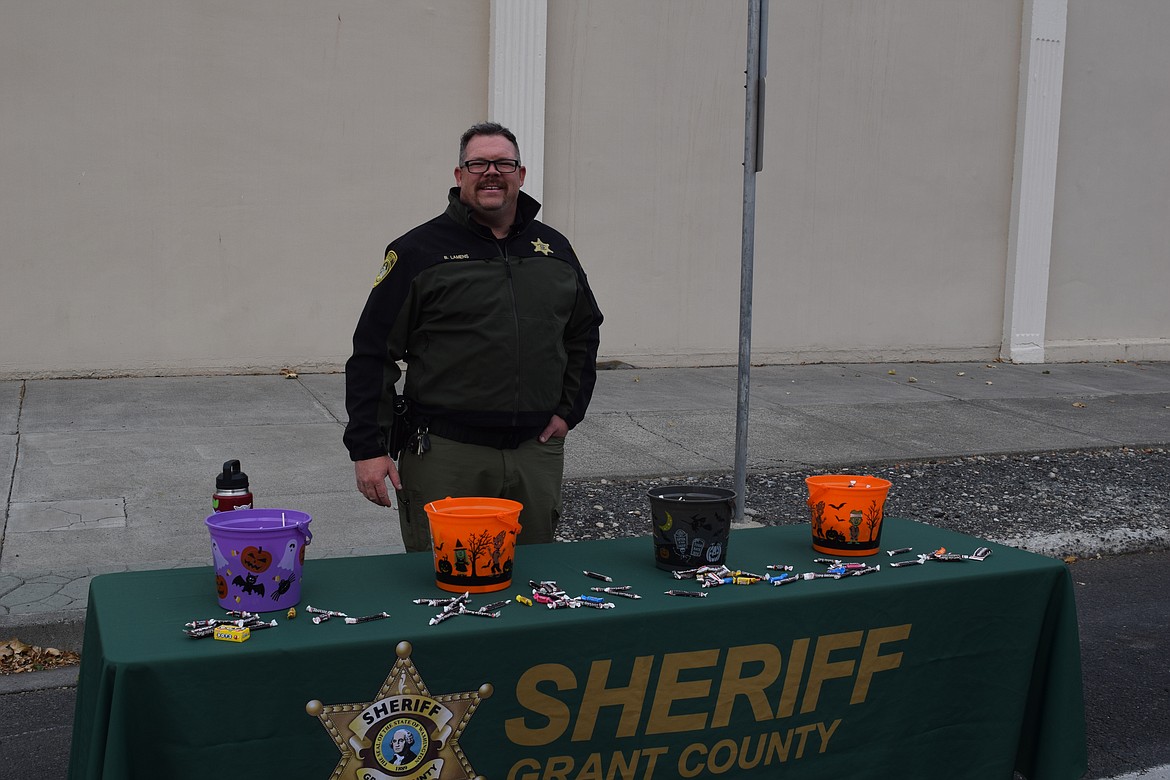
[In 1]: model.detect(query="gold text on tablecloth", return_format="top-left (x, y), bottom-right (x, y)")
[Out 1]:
top-left (503, 623), bottom-right (911, 778)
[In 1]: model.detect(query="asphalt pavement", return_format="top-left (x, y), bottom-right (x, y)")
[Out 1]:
top-left (2, 360), bottom-right (1169, 778)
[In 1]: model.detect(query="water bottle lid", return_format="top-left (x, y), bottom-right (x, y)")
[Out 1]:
top-left (216, 459), bottom-right (250, 491)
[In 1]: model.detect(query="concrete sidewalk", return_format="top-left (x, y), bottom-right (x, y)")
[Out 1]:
top-left (2, 359), bottom-right (1169, 649)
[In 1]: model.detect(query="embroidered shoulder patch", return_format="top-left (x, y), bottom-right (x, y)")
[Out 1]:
top-left (374, 250), bottom-right (398, 287)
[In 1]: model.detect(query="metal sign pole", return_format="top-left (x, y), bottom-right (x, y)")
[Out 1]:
top-left (734, 0), bottom-right (767, 521)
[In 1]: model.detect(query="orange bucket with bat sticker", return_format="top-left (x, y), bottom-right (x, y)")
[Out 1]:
top-left (806, 475), bottom-right (891, 557)
top-left (423, 497), bottom-right (522, 593)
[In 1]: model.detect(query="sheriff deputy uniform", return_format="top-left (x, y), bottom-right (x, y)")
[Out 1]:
top-left (344, 186), bottom-right (604, 551)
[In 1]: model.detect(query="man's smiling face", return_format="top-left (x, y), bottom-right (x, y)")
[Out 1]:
top-left (454, 134), bottom-right (526, 231)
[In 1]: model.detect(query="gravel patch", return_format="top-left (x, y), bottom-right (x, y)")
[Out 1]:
top-left (558, 446), bottom-right (1170, 560)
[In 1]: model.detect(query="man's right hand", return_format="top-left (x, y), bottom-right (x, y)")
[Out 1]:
top-left (355, 455), bottom-right (401, 506)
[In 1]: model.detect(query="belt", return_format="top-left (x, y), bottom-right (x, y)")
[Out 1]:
top-left (421, 416), bottom-right (542, 450)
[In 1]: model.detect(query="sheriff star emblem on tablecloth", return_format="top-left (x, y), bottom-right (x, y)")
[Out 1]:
top-left (531, 238), bottom-right (552, 256)
top-left (307, 641), bottom-right (492, 780)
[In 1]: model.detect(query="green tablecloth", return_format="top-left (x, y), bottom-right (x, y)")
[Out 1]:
top-left (68, 518), bottom-right (1086, 780)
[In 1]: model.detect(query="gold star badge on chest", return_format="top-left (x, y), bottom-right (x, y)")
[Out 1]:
top-left (307, 641), bottom-right (492, 779)
top-left (531, 238), bottom-right (552, 256)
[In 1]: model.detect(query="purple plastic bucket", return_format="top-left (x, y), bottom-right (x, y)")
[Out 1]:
top-left (205, 508), bottom-right (312, 612)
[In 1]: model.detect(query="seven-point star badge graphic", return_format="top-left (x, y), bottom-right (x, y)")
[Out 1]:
top-left (531, 238), bottom-right (552, 256)
top-left (307, 640), bottom-right (492, 780)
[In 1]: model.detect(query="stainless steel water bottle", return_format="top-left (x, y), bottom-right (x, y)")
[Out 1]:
top-left (213, 459), bottom-right (253, 512)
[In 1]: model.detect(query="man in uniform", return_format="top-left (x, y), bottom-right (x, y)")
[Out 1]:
top-left (344, 122), bottom-right (603, 552)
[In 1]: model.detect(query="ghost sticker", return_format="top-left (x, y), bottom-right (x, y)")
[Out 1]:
top-left (275, 538), bottom-right (299, 573)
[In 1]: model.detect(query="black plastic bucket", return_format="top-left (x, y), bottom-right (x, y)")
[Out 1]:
top-left (647, 485), bottom-right (736, 571)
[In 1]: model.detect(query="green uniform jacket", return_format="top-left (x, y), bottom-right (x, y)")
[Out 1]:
top-left (344, 188), bottom-right (603, 461)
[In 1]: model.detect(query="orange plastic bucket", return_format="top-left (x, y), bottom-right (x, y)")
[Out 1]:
top-left (805, 475), bottom-right (892, 557)
top-left (423, 497), bottom-right (522, 593)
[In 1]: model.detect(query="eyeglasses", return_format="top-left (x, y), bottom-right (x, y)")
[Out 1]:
top-left (461, 158), bottom-right (521, 174)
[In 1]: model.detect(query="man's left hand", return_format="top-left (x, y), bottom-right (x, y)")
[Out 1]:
top-left (538, 414), bottom-right (569, 442)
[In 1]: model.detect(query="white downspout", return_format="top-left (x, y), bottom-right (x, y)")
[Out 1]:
top-left (489, 0), bottom-right (548, 206)
top-left (1002, 0), bottom-right (1068, 363)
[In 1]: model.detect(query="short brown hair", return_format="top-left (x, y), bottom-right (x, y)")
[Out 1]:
top-left (459, 122), bottom-right (520, 165)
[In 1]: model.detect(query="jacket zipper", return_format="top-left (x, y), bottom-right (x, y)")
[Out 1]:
top-left (496, 237), bottom-right (523, 427)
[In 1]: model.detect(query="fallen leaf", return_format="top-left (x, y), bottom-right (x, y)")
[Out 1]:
top-left (1072, 401), bottom-right (1087, 408)
top-left (0, 637), bottom-right (81, 675)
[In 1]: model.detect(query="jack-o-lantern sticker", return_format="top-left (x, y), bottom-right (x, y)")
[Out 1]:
top-left (241, 546), bottom-right (273, 573)
top-left (216, 574), bottom-right (228, 600)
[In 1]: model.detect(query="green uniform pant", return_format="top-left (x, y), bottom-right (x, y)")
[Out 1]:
top-left (395, 433), bottom-right (565, 552)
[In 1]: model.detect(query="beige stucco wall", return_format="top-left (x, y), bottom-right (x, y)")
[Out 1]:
top-left (544, 1), bottom-right (1022, 366)
top-left (543, 1), bottom-right (749, 365)
top-left (1, 1), bottom-right (488, 377)
top-left (1, 0), bottom-right (1167, 378)
top-left (755, 2), bottom-right (1022, 363)
top-left (1045, 0), bottom-right (1170, 360)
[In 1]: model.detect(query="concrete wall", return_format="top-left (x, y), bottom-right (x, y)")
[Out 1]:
top-left (546, 0), bottom-right (1022, 366)
top-left (747, 1), bottom-right (1022, 363)
top-left (2, 0), bottom-right (1167, 378)
top-left (1045, 0), bottom-right (1170, 360)
top-left (1, 1), bottom-right (488, 377)
top-left (543, 1), bottom-right (749, 365)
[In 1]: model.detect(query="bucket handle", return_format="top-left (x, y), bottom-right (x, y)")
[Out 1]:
top-left (806, 477), bottom-right (871, 506)
top-left (424, 498), bottom-right (522, 533)
top-left (277, 511), bottom-right (313, 546)
top-left (806, 486), bottom-right (825, 507)
top-left (496, 511), bottom-right (522, 532)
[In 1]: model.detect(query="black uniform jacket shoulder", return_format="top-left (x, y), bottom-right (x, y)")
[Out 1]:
top-left (343, 188), bottom-right (603, 461)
